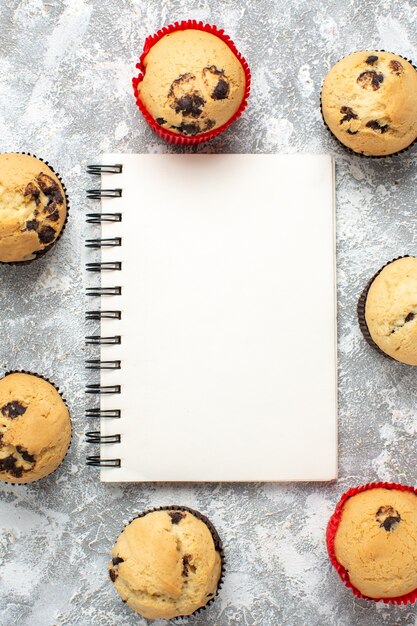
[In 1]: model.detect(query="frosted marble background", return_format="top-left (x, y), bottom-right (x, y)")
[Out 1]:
top-left (0, 1), bottom-right (416, 625)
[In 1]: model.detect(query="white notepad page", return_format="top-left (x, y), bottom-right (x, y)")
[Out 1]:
top-left (97, 154), bottom-right (337, 482)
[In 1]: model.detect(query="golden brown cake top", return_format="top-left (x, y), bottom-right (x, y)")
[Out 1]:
top-left (0, 153), bottom-right (67, 262)
top-left (0, 373), bottom-right (71, 483)
top-left (365, 257), bottom-right (417, 365)
top-left (334, 488), bottom-right (417, 598)
top-left (138, 29), bottom-right (246, 136)
top-left (322, 51), bottom-right (417, 156)
top-left (109, 509), bottom-right (222, 619)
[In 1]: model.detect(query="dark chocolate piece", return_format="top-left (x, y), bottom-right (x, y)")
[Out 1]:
top-left (182, 554), bottom-right (192, 577)
top-left (156, 117), bottom-right (166, 125)
top-left (169, 511), bottom-right (186, 524)
top-left (347, 129), bottom-right (359, 135)
top-left (170, 122), bottom-right (200, 136)
top-left (38, 225), bottom-right (56, 244)
top-left (1, 401), bottom-right (27, 419)
top-left (109, 569), bottom-right (117, 582)
top-left (389, 60), bottom-right (403, 75)
top-left (24, 182), bottom-right (41, 205)
top-left (174, 93), bottom-right (206, 118)
top-left (212, 78), bottom-right (230, 100)
top-left (340, 106), bottom-right (358, 124)
top-left (112, 556), bottom-right (124, 566)
top-left (36, 173), bottom-right (64, 205)
top-left (0, 455), bottom-right (23, 477)
top-left (376, 505), bottom-right (401, 531)
top-left (366, 55), bottom-right (379, 65)
top-left (405, 312), bottom-right (415, 323)
top-left (357, 70), bottom-right (384, 90)
top-left (25, 219), bottom-right (39, 231)
top-left (47, 210), bottom-right (60, 222)
top-left (366, 119), bottom-right (389, 133)
top-left (16, 446), bottom-right (35, 463)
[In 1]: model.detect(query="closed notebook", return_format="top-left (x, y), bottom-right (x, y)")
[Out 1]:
top-left (85, 153), bottom-right (337, 482)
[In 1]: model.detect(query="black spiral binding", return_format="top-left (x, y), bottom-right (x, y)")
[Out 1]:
top-left (86, 213), bottom-right (122, 223)
top-left (86, 162), bottom-right (123, 468)
top-left (86, 286), bottom-right (122, 296)
top-left (86, 262), bottom-right (122, 272)
top-left (86, 311), bottom-right (121, 320)
top-left (86, 237), bottom-right (121, 248)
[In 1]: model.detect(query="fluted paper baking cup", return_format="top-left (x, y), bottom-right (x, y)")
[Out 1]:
top-left (327, 482), bottom-right (417, 604)
top-left (320, 51), bottom-right (417, 158)
top-left (132, 20), bottom-right (251, 145)
top-left (0, 370), bottom-right (71, 485)
top-left (110, 504), bottom-right (225, 620)
top-left (0, 152), bottom-right (70, 265)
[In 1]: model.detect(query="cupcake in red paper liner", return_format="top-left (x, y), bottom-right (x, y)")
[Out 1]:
top-left (327, 482), bottom-right (417, 603)
top-left (132, 21), bottom-right (251, 144)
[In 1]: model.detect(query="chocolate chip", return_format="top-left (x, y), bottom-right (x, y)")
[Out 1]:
top-left (405, 312), bottom-right (415, 323)
top-left (0, 455), bottom-right (23, 477)
top-left (340, 106), bottom-right (358, 124)
top-left (205, 119), bottom-right (215, 131)
top-left (389, 60), bottom-right (403, 75)
top-left (206, 592), bottom-right (214, 598)
top-left (182, 554), bottom-right (192, 577)
top-left (109, 569), bottom-right (117, 582)
top-left (38, 226), bottom-right (56, 244)
top-left (366, 55), bottom-right (379, 65)
top-left (47, 210), bottom-right (60, 222)
top-left (212, 78), bottom-right (230, 100)
top-left (25, 219), bottom-right (39, 231)
top-left (36, 173), bottom-right (56, 195)
top-left (376, 505), bottom-right (401, 531)
top-left (205, 65), bottom-right (223, 76)
top-left (1, 401), bottom-right (26, 419)
top-left (357, 70), bottom-right (384, 90)
top-left (347, 129), bottom-right (359, 135)
top-left (366, 120), bottom-right (389, 133)
top-left (169, 511), bottom-right (186, 524)
top-left (156, 117), bottom-right (166, 126)
top-left (174, 93), bottom-right (206, 118)
top-left (36, 173), bottom-right (63, 205)
top-left (170, 122), bottom-right (201, 136)
top-left (24, 182), bottom-right (40, 205)
top-left (16, 446), bottom-right (35, 463)
top-left (112, 556), bottom-right (124, 566)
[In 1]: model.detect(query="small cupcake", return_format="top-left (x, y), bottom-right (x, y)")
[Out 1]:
top-left (321, 51), bottom-right (417, 156)
top-left (0, 372), bottom-right (71, 483)
top-left (327, 483), bottom-right (417, 602)
top-left (109, 506), bottom-right (224, 620)
top-left (358, 256), bottom-right (417, 365)
top-left (0, 153), bottom-right (68, 262)
top-left (132, 21), bottom-right (250, 144)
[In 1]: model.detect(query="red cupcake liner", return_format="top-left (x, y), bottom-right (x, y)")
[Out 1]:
top-left (327, 482), bottom-right (417, 604)
top-left (357, 255), bottom-right (412, 360)
top-left (0, 152), bottom-right (70, 265)
top-left (320, 51), bottom-right (417, 158)
top-left (0, 370), bottom-right (72, 485)
top-left (110, 505), bottom-right (225, 620)
top-left (132, 20), bottom-right (251, 145)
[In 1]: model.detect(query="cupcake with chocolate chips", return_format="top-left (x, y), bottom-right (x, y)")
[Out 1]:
top-left (109, 506), bottom-right (224, 620)
top-left (321, 51), bottom-right (417, 156)
top-left (358, 256), bottom-right (417, 365)
top-left (0, 153), bottom-right (68, 262)
top-left (327, 483), bottom-right (417, 602)
top-left (0, 372), bottom-right (71, 483)
top-left (132, 21), bottom-right (250, 144)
